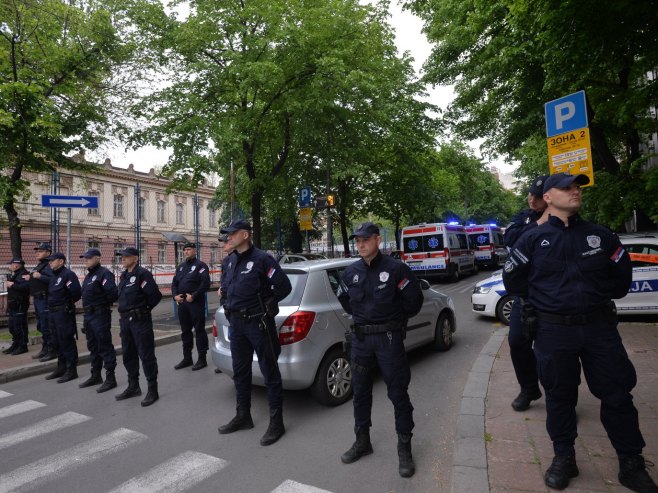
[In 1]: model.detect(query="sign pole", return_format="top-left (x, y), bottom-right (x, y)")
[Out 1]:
top-left (66, 208), bottom-right (72, 268)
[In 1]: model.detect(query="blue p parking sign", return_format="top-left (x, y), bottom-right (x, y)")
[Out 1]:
top-left (298, 187), bottom-right (311, 208)
top-left (545, 90), bottom-right (588, 137)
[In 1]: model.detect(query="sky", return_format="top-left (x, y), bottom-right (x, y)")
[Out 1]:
top-left (91, 1), bottom-right (514, 174)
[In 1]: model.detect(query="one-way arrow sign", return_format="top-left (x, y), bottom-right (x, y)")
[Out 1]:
top-left (41, 194), bottom-right (99, 208)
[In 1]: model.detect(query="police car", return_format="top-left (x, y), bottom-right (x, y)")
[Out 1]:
top-left (472, 233), bottom-right (658, 324)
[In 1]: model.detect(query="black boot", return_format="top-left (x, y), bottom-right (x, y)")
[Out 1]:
top-left (2, 343), bottom-right (18, 355)
top-left (45, 358), bottom-right (66, 380)
top-left (260, 408), bottom-right (285, 446)
top-left (174, 351), bottom-right (193, 370)
top-left (57, 365), bottom-right (78, 383)
top-left (32, 346), bottom-right (47, 360)
top-left (39, 349), bottom-right (58, 362)
top-left (192, 352), bottom-right (207, 371)
top-left (544, 455), bottom-right (579, 490)
top-left (141, 382), bottom-right (159, 407)
top-left (618, 455), bottom-right (658, 493)
top-left (79, 370), bottom-right (102, 388)
top-left (97, 370), bottom-right (117, 393)
top-left (511, 388), bottom-right (542, 411)
top-left (11, 345), bottom-right (28, 355)
top-left (115, 379), bottom-right (142, 400)
top-left (218, 407), bottom-right (254, 434)
top-left (341, 427), bottom-right (374, 464)
top-left (398, 433), bottom-right (415, 478)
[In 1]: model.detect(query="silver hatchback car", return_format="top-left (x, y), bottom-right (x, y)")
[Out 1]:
top-left (211, 258), bottom-right (457, 406)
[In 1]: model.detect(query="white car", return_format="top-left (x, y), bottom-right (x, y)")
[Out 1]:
top-left (472, 233), bottom-right (658, 324)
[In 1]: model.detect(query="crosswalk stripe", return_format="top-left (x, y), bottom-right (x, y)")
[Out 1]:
top-left (0, 428), bottom-right (147, 493)
top-left (0, 391), bottom-right (12, 399)
top-left (270, 480), bottom-right (334, 493)
top-left (0, 401), bottom-right (45, 420)
top-left (107, 450), bottom-right (227, 493)
top-left (0, 412), bottom-right (91, 451)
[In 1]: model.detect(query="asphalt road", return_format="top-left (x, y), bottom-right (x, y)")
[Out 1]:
top-left (0, 270), bottom-right (500, 493)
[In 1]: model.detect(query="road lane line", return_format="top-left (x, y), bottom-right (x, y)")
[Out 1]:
top-left (0, 401), bottom-right (45, 420)
top-left (270, 480), bottom-right (334, 493)
top-left (107, 450), bottom-right (227, 493)
top-left (0, 412), bottom-right (91, 451)
top-left (0, 391), bottom-right (12, 399)
top-left (0, 428), bottom-right (147, 493)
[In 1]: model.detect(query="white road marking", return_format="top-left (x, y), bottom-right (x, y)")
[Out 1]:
top-left (0, 428), bottom-right (147, 493)
top-left (0, 391), bottom-right (12, 399)
top-left (0, 401), bottom-right (45, 420)
top-left (107, 450), bottom-right (228, 493)
top-left (0, 412), bottom-right (91, 451)
top-left (270, 480), bottom-right (334, 493)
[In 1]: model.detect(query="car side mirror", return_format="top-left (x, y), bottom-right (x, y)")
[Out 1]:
top-left (419, 279), bottom-right (431, 291)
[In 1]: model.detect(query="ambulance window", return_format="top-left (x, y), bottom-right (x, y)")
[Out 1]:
top-left (456, 234), bottom-right (469, 250)
top-left (493, 232), bottom-right (505, 246)
top-left (403, 236), bottom-right (424, 253)
top-left (468, 233), bottom-right (489, 247)
top-left (423, 234), bottom-right (443, 252)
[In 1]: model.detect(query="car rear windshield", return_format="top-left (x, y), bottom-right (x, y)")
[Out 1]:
top-left (278, 271), bottom-right (308, 306)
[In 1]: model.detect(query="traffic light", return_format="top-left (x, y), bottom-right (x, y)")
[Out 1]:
top-left (327, 194), bottom-right (335, 207)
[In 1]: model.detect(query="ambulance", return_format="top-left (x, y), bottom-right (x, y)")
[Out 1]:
top-left (400, 223), bottom-right (476, 281)
top-left (465, 224), bottom-right (508, 268)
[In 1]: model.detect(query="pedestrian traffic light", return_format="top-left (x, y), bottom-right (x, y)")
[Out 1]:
top-left (327, 194), bottom-right (335, 207)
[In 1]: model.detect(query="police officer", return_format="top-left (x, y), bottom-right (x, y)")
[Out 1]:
top-left (217, 219), bottom-right (292, 446)
top-left (172, 242), bottom-right (211, 371)
top-left (4, 259), bottom-right (30, 355)
top-left (337, 222), bottom-right (423, 478)
top-left (214, 235), bottom-right (234, 374)
top-left (23, 243), bottom-right (56, 361)
top-left (44, 252), bottom-right (82, 383)
top-left (503, 173), bottom-right (657, 492)
top-left (115, 247), bottom-right (163, 407)
top-left (78, 248), bottom-right (119, 393)
top-left (504, 174), bottom-right (548, 412)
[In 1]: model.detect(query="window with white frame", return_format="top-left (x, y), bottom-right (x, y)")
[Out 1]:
top-left (113, 194), bottom-right (124, 218)
top-left (157, 200), bottom-right (166, 223)
top-left (157, 242), bottom-right (166, 263)
top-left (176, 203), bottom-right (184, 225)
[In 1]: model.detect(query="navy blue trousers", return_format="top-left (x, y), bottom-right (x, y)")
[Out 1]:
top-left (508, 298), bottom-right (540, 392)
top-left (48, 308), bottom-right (78, 366)
top-left (119, 315), bottom-right (158, 383)
top-left (178, 302), bottom-right (208, 353)
top-left (534, 319), bottom-right (645, 457)
top-left (351, 331), bottom-right (414, 434)
top-left (83, 309), bottom-right (117, 372)
top-left (8, 309), bottom-right (28, 346)
top-left (34, 297), bottom-right (53, 349)
top-left (229, 316), bottom-right (282, 411)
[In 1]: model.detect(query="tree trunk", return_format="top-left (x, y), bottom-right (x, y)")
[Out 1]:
top-left (394, 215), bottom-right (401, 250)
top-left (4, 199), bottom-right (22, 259)
top-left (339, 207), bottom-right (350, 257)
top-left (250, 187), bottom-right (263, 248)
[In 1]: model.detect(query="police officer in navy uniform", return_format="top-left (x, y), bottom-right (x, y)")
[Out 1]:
top-left (4, 259), bottom-right (30, 355)
top-left (217, 219), bottom-right (292, 446)
top-left (115, 247), bottom-right (163, 407)
top-left (338, 222), bottom-right (423, 478)
top-left (24, 243), bottom-right (56, 361)
top-left (503, 173), bottom-right (657, 492)
top-left (214, 234), bottom-right (234, 374)
top-left (78, 248), bottom-right (119, 393)
top-left (504, 175), bottom-right (549, 412)
top-left (44, 252), bottom-right (82, 383)
top-left (172, 242), bottom-right (211, 371)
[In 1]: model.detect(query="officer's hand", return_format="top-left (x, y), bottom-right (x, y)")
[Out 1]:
top-left (6, 281), bottom-right (14, 288)
top-left (22, 274), bottom-right (30, 281)
top-left (217, 288), bottom-right (222, 297)
top-left (31, 272), bottom-right (41, 279)
top-left (185, 293), bottom-right (194, 303)
top-left (174, 294), bottom-right (184, 302)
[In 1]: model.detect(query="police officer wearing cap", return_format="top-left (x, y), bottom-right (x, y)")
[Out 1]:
top-left (503, 174), bottom-right (549, 412)
top-left (78, 248), bottom-right (119, 393)
top-left (44, 252), bottom-right (82, 383)
top-left (115, 247), bottom-right (163, 407)
top-left (503, 172), bottom-right (657, 492)
top-left (4, 259), bottom-right (30, 355)
top-left (172, 242), bottom-right (211, 371)
top-left (23, 242), bottom-right (56, 361)
top-left (337, 222), bottom-right (423, 478)
top-left (217, 219), bottom-right (292, 446)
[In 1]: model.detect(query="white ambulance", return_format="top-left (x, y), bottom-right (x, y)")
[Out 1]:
top-left (401, 223), bottom-right (476, 281)
top-left (465, 224), bottom-right (508, 268)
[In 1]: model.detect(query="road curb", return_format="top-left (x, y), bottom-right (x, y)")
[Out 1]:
top-left (451, 326), bottom-right (507, 493)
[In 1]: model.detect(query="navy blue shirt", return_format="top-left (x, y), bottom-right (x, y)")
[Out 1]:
top-left (503, 214), bottom-right (632, 314)
top-left (171, 256), bottom-right (210, 303)
top-left (28, 260), bottom-right (53, 296)
top-left (339, 251), bottom-right (423, 324)
top-left (504, 208), bottom-right (542, 249)
top-left (117, 265), bottom-right (162, 313)
top-left (48, 266), bottom-right (82, 307)
top-left (82, 264), bottom-right (118, 308)
top-left (8, 266), bottom-right (30, 308)
top-left (222, 245), bottom-right (291, 311)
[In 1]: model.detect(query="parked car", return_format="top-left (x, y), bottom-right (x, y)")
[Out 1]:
top-left (277, 252), bottom-right (328, 264)
top-left (471, 233), bottom-right (658, 324)
top-left (211, 258), bottom-right (457, 406)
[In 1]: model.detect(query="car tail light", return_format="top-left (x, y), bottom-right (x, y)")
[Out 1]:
top-left (444, 247), bottom-right (451, 262)
top-left (279, 311), bottom-right (316, 345)
top-left (212, 320), bottom-right (218, 337)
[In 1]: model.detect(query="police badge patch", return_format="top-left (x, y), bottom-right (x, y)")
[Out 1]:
top-left (353, 274), bottom-right (359, 283)
top-left (504, 261), bottom-right (514, 273)
top-left (246, 261), bottom-right (254, 270)
top-left (92, 275), bottom-right (97, 281)
top-left (191, 265), bottom-right (196, 272)
top-left (379, 272), bottom-right (389, 282)
top-left (130, 276), bottom-right (136, 283)
top-left (587, 235), bottom-right (601, 248)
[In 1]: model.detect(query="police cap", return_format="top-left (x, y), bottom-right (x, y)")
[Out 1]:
top-left (217, 234), bottom-right (229, 242)
top-left (349, 222), bottom-right (380, 240)
top-left (220, 219), bottom-right (252, 234)
top-left (182, 242), bottom-right (197, 249)
top-left (34, 242), bottom-right (52, 252)
top-left (7, 258), bottom-right (25, 265)
top-left (543, 172), bottom-right (590, 193)
top-left (117, 247), bottom-right (139, 257)
top-left (80, 248), bottom-right (102, 258)
top-left (528, 175), bottom-right (550, 196)
top-left (46, 252), bottom-right (66, 261)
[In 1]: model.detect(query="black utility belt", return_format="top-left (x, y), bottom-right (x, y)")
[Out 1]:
top-left (536, 307), bottom-right (615, 326)
top-left (49, 304), bottom-right (71, 312)
top-left (352, 321), bottom-right (403, 335)
top-left (32, 292), bottom-right (47, 299)
top-left (225, 307), bottom-right (264, 319)
top-left (119, 308), bottom-right (150, 320)
top-left (83, 305), bottom-right (111, 314)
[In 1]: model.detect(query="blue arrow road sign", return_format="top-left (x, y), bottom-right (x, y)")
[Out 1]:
top-left (545, 90), bottom-right (588, 137)
top-left (41, 195), bottom-right (99, 208)
top-left (298, 186), bottom-right (311, 207)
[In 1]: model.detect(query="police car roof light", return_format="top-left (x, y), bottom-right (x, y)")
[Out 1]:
top-left (448, 221), bottom-right (460, 226)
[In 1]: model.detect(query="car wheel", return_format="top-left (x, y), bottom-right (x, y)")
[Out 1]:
top-left (433, 312), bottom-right (454, 352)
top-left (310, 346), bottom-right (352, 406)
top-left (496, 295), bottom-right (514, 325)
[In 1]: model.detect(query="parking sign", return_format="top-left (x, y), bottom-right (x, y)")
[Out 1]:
top-left (298, 187), bottom-right (311, 208)
top-left (545, 90), bottom-right (588, 138)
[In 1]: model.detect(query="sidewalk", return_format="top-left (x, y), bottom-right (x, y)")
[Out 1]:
top-left (485, 322), bottom-right (658, 492)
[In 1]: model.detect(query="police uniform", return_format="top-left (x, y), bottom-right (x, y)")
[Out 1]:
top-left (116, 247), bottom-right (163, 406)
top-left (503, 173), bottom-right (657, 492)
top-left (172, 242), bottom-right (211, 370)
top-left (27, 243), bottom-right (55, 361)
top-left (4, 259), bottom-right (30, 355)
top-left (45, 253), bottom-right (82, 383)
top-left (217, 219), bottom-right (292, 447)
top-left (79, 249), bottom-right (119, 392)
top-left (338, 222), bottom-right (423, 478)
